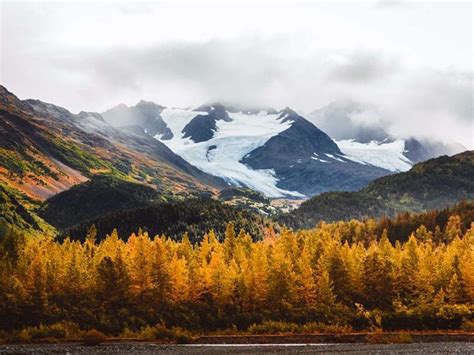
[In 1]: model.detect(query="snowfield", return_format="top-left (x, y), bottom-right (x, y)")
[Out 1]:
top-left (158, 109), bottom-right (304, 198)
top-left (337, 139), bottom-right (413, 172)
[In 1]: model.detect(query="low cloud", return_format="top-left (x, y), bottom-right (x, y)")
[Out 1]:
top-left (0, 1), bottom-right (474, 148)
top-left (325, 51), bottom-right (400, 83)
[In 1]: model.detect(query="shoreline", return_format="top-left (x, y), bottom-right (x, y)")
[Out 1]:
top-left (1, 332), bottom-right (472, 345)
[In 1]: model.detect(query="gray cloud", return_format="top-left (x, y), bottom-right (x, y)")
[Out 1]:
top-left (1, 2), bottom-right (472, 148)
top-left (325, 51), bottom-right (400, 83)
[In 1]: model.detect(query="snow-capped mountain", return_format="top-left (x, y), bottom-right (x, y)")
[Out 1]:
top-left (101, 100), bottom-right (465, 198)
top-left (102, 103), bottom-right (392, 198)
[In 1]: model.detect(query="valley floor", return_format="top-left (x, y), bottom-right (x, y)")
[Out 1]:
top-left (0, 341), bottom-right (472, 354)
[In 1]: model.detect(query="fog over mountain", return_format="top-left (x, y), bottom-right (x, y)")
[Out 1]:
top-left (1, 1), bottom-right (472, 148)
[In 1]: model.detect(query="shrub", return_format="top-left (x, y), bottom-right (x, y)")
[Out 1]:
top-left (248, 321), bottom-right (299, 334)
top-left (461, 319), bottom-right (474, 332)
top-left (365, 333), bottom-right (413, 344)
top-left (82, 329), bottom-right (106, 346)
top-left (300, 322), bottom-right (353, 334)
top-left (29, 324), bottom-right (67, 340)
top-left (174, 330), bottom-right (193, 344)
top-left (8, 323), bottom-right (77, 342)
top-left (137, 324), bottom-right (193, 343)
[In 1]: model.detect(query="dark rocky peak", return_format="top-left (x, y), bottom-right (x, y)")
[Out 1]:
top-left (278, 107), bottom-right (301, 122)
top-left (208, 105), bottom-right (232, 122)
top-left (182, 105), bottom-right (232, 143)
top-left (182, 114), bottom-right (218, 143)
top-left (194, 103), bottom-right (231, 120)
top-left (278, 107), bottom-right (298, 119)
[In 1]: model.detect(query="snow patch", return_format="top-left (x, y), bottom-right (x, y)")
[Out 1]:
top-left (336, 139), bottom-right (413, 172)
top-left (324, 153), bottom-right (345, 162)
top-left (311, 156), bottom-right (330, 163)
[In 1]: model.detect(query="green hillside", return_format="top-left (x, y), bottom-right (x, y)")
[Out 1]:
top-left (283, 151), bottom-right (474, 228)
top-left (39, 175), bottom-right (165, 229)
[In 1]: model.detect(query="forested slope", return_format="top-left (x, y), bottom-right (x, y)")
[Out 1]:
top-left (283, 151), bottom-right (474, 228)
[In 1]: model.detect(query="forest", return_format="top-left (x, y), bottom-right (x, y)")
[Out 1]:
top-left (0, 205), bottom-right (473, 341)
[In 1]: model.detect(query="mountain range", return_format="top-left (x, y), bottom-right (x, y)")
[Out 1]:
top-left (0, 84), bottom-right (471, 237)
top-left (101, 100), bottom-right (464, 197)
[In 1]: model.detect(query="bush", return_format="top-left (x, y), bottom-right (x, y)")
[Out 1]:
top-left (365, 333), bottom-right (413, 344)
top-left (300, 322), bottom-right (353, 334)
top-left (29, 324), bottom-right (66, 340)
top-left (7, 323), bottom-right (78, 342)
top-left (461, 319), bottom-right (474, 332)
top-left (137, 324), bottom-right (193, 343)
top-left (82, 329), bottom-right (106, 346)
top-left (174, 331), bottom-right (193, 344)
top-left (248, 321), bottom-right (299, 334)
top-left (247, 321), bottom-right (354, 335)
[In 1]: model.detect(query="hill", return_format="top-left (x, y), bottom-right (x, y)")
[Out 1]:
top-left (39, 175), bottom-right (165, 229)
top-left (282, 151), bottom-right (474, 228)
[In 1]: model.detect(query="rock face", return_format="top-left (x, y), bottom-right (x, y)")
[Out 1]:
top-left (242, 112), bottom-right (341, 170)
top-left (182, 105), bottom-right (232, 143)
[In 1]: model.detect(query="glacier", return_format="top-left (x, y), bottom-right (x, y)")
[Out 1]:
top-left (158, 109), bottom-right (304, 198)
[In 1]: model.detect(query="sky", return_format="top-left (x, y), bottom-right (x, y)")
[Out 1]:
top-left (0, 0), bottom-right (473, 147)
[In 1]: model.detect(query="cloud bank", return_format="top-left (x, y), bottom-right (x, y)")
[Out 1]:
top-left (1, 1), bottom-right (472, 147)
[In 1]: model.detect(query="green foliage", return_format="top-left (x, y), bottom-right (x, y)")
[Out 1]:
top-left (0, 149), bottom-right (57, 180)
top-left (45, 138), bottom-right (113, 176)
top-left (0, 183), bottom-right (42, 235)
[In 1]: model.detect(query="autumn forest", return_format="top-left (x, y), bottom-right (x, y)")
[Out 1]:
top-left (1, 207), bottom-right (473, 341)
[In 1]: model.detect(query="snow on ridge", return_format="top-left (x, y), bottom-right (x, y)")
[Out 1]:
top-left (324, 153), bottom-right (345, 162)
top-left (336, 139), bottom-right (413, 172)
top-left (311, 156), bottom-right (330, 163)
top-left (158, 108), bottom-right (304, 198)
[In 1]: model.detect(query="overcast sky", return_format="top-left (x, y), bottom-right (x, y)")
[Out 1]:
top-left (1, 0), bottom-right (473, 147)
